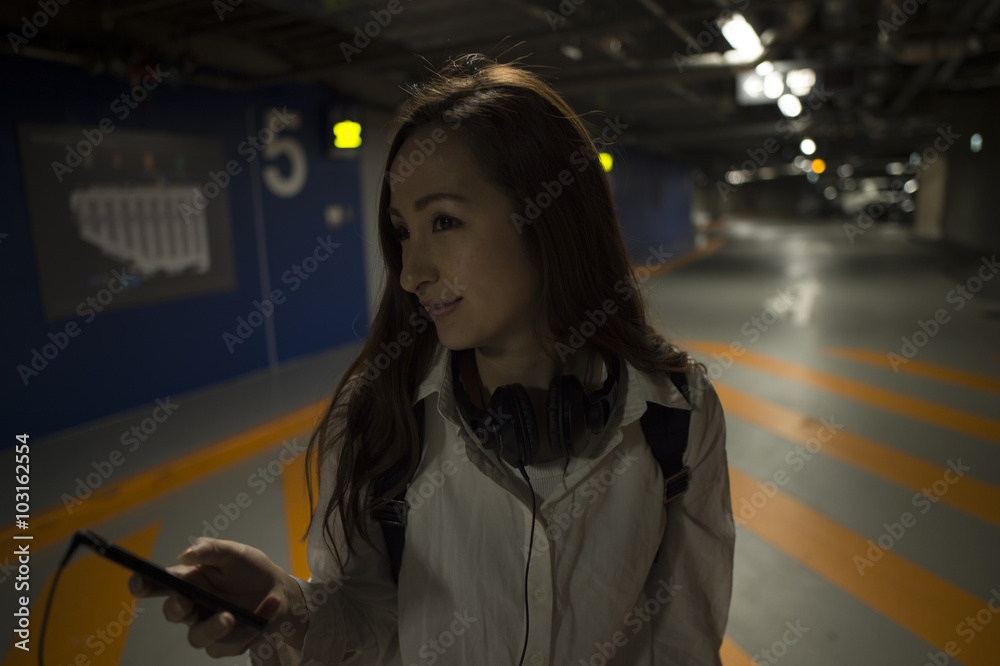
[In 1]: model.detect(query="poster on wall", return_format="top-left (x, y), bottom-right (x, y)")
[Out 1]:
top-left (17, 124), bottom-right (238, 322)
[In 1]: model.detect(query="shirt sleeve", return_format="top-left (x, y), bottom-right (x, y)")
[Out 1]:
top-left (653, 366), bottom-right (736, 665)
top-left (270, 386), bottom-right (401, 666)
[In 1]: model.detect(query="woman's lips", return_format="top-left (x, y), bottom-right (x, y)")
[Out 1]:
top-left (427, 298), bottom-right (462, 318)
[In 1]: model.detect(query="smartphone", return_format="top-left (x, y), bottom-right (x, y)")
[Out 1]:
top-left (73, 530), bottom-right (268, 631)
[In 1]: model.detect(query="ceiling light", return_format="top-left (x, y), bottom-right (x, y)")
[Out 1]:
top-left (777, 94), bottom-right (802, 117)
top-left (786, 68), bottom-right (816, 96)
top-left (800, 138), bottom-right (816, 155)
top-left (719, 13), bottom-right (764, 60)
top-left (764, 72), bottom-right (784, 99)
top-left (560, 44), bottom-right (583, 60)
top-left (742, 76), bottom-right (764, 98)
top-left (726, 170), bottom-right (746, 185)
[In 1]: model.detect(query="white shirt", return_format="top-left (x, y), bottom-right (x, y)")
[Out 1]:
top-left (278, 341), bottom-right (735, 666)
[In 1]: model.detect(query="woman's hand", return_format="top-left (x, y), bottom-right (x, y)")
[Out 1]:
top-left (128, 537), bottom-right (308, 659)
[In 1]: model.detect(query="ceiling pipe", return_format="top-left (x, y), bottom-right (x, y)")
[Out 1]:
top-left (877, 0), bottom-right (998, 64)
top-left (635, 0), bottom-right (701, 51)
top-left (933, 0), bottom-right (996, 86)
top-left (557, 0), bottom-right (817, 95)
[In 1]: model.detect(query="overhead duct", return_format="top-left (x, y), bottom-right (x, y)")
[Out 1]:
top-left (877, 0), bottom-right (1000, 64)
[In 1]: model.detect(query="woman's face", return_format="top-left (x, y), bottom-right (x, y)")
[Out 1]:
top-left (388, 124), bottom-right (543, 354)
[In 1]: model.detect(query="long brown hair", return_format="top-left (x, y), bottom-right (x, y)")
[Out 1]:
top-left (303, 53), bottom-right (705, 571)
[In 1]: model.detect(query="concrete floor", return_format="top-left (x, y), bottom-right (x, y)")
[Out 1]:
top-left (5, 216), bottom-right (999, 666)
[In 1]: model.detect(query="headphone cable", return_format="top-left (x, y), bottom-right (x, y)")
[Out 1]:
top-left (516, 461), bottom-right (535, 666)
top-left (472, 350), bottom-right (536, 666)
top-left (39, 532), bottom-right (87, 666)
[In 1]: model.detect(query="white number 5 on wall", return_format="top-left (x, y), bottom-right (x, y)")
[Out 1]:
top-left (263, 107), bottom-right (307, 198)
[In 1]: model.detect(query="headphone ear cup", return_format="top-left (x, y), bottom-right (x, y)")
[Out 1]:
top-left (548, 375), bottom-right (586, 457)
top-left (492, 384), bottom-right (539, 466)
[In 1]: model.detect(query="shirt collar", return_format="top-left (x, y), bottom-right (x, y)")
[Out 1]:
top-left (412, 341), bottom-right (691, 430)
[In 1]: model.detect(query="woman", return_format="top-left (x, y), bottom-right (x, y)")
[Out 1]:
top-left (130, 53), bottom-right (735, 665)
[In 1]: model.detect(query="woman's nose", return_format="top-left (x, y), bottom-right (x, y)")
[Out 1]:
top-left (399, 243), bottom-right (438, 296)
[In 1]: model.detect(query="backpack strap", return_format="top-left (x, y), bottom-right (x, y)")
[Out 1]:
top-left (371, 398), bottom-right (425, 586)
top-left (640, 369), bottom-right (693, 507)
top-left (640, 369), bottom-right (693, 565)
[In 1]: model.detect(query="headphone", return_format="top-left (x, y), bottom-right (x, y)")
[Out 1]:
top-left (449, 346), bottom-right (621, 665)
top-left (450, 347), bottom-right (621, 467)
top-left (450, 346), bottom-right (621, 664)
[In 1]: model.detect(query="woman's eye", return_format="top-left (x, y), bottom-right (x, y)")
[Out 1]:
top-left (434, 215), bottom-right (459, 230)
top-left (394, 216), bottom-right (459, 242)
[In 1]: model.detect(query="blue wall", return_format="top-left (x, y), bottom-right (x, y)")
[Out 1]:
top-left (2, 56), bottom-right (366, 439)
top-left (610, 146), bottom-right (694, 263)
top-left (1, 56), bottom-right (693, 441)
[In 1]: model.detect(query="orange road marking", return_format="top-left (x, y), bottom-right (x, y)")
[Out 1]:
top-left (283, 445), bottom-right (314, 580)
top-left (822, 347), bottom-right (1000, 394)
top-left (729, 468), bottom-right (1000, 665)
top-left (3, 524), bottom-right (161, 666)
top-left (682, 341), bottom-right (1000, 444)
top-left (714, 382), bottom-right (1000, 528)
top-left (646, 234), bottom-right (727, 277)
top-left (0, 401), bottom-right (326, 554)
top-left (720, 635), bottom-right (755, 666)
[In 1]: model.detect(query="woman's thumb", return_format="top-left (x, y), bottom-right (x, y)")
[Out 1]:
top-left (176, 537), bottom-right (216, 564)
top-left (255, 594), bottom-right (283, 622)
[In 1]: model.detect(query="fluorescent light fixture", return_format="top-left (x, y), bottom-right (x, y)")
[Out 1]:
top-left (764, 72), bottom-right (784, 99)
top-left (720, 13), bottom-right (764, 60)
top-left (786, 68), bottom-right (816, 96)
top-left (742, 76), bottom-right (765, 98)
top-left (777, 93), bottom-right (802, 117)
top-left (560, 44), bottom-right (583, 60)
top-left (726, 170), bottom-right (746, 185)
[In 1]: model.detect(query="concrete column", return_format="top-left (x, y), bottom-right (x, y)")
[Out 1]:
top-left (914, 154), bottom-right (946, 241)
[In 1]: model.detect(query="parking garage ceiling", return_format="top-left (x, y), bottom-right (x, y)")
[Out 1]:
top-left (3, 0), bottom-right (998, 173)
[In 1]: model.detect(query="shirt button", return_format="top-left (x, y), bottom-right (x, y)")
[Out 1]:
top-left (530, 654), bottom-right (544, 665)
top-left (533, 588), bottom-right (547, 601)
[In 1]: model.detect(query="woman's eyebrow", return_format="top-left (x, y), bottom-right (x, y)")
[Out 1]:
top-left (388, 192), bottom-right (467, 217)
